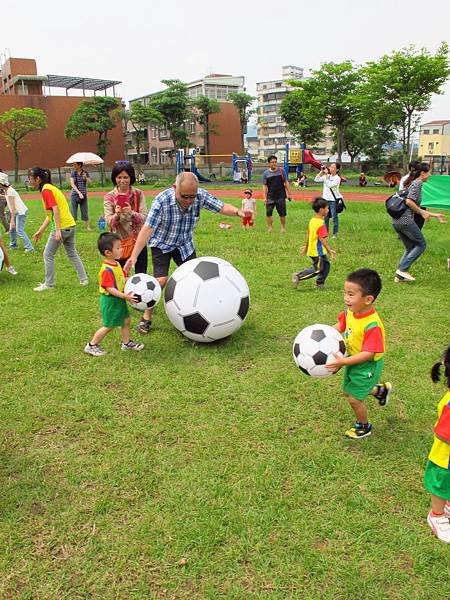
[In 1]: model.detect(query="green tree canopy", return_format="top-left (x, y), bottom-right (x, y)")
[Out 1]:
top-left (65, 97), bottom-right (121, 184)
top-left (280, 61), bottom-right (362, 161)
top-left (147, 79), bottom-right (192, 150)
top-left (65, 96), bottom-right (121, 160)
top-left (361, 43), bottom-right (450, 167)
top-left (0, 107), bottom-right (47, 182)
top-left (124, 101), bottom-right (162, 168)
top-left (193, 96), bottom-right (220, 171)
top-left (228, 92), bottom-right (256, 152)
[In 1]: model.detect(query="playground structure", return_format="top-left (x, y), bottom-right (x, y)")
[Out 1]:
top-left (175, 149), bottom-right (253, 183)
top-left (282, 143), bottom-right (323, 178)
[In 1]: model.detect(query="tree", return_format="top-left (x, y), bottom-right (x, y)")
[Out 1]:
top-left (147, 79), bottom-right (192, 151)
top-left (228, 92), bottom-right (256, 152)
top-left (338, 119), bottom-right (395, 167)
top-left (279, 85), bottom-right (325, 148)
top-left (193, 96), bottom-right (220, 172)
top-left (361, 43), bottom-right (450, 168)
top-left (65, 96), bottom-right (121, 183)
top-left (124, 102), bottom-right (162, 169)
top-left (0, 107), bottom-right (47, 182)
top-left (281, 62), bottom-right (362, 161)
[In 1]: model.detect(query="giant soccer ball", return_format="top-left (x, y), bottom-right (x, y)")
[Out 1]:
top-left (293, 324), bottom-right (346, 377)
top-left (124, 273), bottom-right (161, 312)
top-left (164, 256), bottom-right (250, 342)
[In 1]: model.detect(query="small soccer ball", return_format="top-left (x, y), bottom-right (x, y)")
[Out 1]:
top-left (164, 256), bottom-right (250, 342)
top-left (293, 324), bottom-right (346, 377)
top-left (124, 273), bottom-right (161, 312)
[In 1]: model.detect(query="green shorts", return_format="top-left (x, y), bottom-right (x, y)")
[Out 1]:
top-left (343, 358), bottom-right (384, 400)
top-left (100, 294), bottom-right (129, 328)
top-left (424, 460), bottom-right (450, 500)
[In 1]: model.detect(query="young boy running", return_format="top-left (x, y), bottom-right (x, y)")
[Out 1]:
top-left (292, 197), bottom-right (335, 289)
top-left (326, 268), bottom-right (392, 439)
top-left (84, 232), bottom-right (144, 356)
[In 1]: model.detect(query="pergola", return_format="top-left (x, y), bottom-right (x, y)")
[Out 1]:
top-left (45, 74), bottom-right (121, 96)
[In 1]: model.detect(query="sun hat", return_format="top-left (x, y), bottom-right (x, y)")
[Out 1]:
top-left (244, 188), bottom-right (252, 195)
top-left (0, 172), bottom-right (10, 186)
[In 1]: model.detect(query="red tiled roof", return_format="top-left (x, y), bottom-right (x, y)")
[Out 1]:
top-left (421, 120), bottom-right (450, 126)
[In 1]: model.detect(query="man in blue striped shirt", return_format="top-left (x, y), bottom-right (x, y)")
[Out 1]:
top-left (125, 172), bottom-right (245, 333)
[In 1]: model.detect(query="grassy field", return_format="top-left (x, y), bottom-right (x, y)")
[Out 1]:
top-left (1, 194), bottom-right (449, 599)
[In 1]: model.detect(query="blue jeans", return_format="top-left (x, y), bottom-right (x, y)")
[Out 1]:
top-left (70, 192), bottom-right (89, 222)
top-left (10, 213), bottom-right (34, 250)
top-left (393, 221), bottom-right (426, 271)
top-left (325, 200), bottom-right (339, 235)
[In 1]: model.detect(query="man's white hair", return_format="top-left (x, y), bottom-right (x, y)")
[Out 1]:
top-left (175, 171), bottom-right (199, 187)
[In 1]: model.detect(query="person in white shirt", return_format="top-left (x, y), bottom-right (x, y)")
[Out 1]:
top-left (314, 163), bottom-right (343, 237)
top-left (0, 172), bottom-right (34, 251)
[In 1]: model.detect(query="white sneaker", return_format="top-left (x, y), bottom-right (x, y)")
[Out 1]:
top-left (121, 340), bottom-right (144, 351)
top-left (6, 266), bottom-right (18, 275)
top-left (427, 511), bottom-right (450, 543)
top-left (33, 283), bottom-right (53, 292)
top-left (84, 343), bottom-right (106, 357)
top-left (395, 269), bottom-right (415, 282)
top-left (80, 279), bottom-right (89, 286)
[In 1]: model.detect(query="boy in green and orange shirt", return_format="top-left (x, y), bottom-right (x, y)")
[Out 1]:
top-left (326, 268), bottom-right (392, 439)
top-left (84, 232), bottom-right (144, 357)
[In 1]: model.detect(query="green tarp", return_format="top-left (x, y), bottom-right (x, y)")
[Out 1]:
top-left (422, 175), bottom-right (450, 210)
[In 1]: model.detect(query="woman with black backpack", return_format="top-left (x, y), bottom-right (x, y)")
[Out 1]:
top-left (391, 162), bottom-right (446, 283)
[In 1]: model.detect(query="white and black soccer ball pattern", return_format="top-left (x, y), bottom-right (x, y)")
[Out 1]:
top-left (124, 273), bottom-right (162, 312)
top-left (164, 256), bottom-right (250, 342)
top-left (293, 324), bottom-right (346, 377)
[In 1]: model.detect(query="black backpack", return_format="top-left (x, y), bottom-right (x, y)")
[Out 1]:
top-left (385, 191), bottom-right (408, 218)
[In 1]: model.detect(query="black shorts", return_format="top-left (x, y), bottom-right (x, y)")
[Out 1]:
top-left (266, 197), bottom-right (287, 217)
top-left (151, 247), bottom-right (197, 278)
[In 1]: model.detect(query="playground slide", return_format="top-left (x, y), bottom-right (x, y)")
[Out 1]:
top-left (192, 167), bottom-right (211, 183)
top-left (196, 171), bottom-right (211, 183)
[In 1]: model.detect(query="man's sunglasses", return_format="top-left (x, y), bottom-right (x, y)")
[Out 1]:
top-left (180, 194), bottom-right (197, 200)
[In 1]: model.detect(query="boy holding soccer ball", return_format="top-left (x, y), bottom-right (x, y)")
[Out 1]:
top-left (326, 268), bottom-right (392, 439)
top-left (84, 232), bottom-right (144, 357)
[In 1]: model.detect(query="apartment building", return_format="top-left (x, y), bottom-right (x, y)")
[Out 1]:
top-left (419, 120), bottom-right (450, 172)
top-left (256, 65), bottom-right (334, 161)
top-left (128, 74), bottom-right (245, 166)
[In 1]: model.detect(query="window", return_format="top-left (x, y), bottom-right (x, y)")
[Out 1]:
top-left (159, 125), bottom-right (169, 140)
top-left (150, 127), bottom-right (156, 139)
top-left (188, 120), bottom-right (196, 134)
top-left (150, 147), bottom-right (158, 165)
top-left (433, 129), bottom-right (440, 134)
top-left (423, 129), bottom-right (430, 134)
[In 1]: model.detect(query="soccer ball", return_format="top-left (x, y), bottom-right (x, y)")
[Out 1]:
top-left (164, 256), bottom-right (250, 342)
top-left (292, 324), bottom-right (346, 377)
top-left (124, 273), bottom-right (161, 312)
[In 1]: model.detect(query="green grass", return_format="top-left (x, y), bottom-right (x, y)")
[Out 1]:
top-left (1, 195), bottom-right (449, 599)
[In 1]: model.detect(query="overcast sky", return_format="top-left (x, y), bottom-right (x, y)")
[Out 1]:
top-left (2, 0), bottom-right (449, 123)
